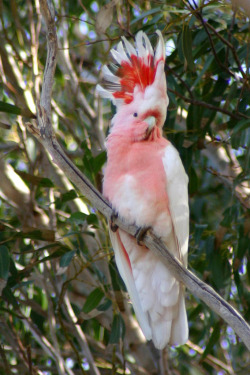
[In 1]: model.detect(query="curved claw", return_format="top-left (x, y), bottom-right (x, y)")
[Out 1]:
top-left (110, 210), bottom-right (119, 232)
top-left (135, 226), bottom-right (151, 246)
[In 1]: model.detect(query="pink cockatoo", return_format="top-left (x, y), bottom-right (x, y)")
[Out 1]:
top-left (97, 30), bottom-right (189, 349)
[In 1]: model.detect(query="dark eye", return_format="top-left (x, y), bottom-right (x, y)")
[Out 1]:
top-left (133, 112), bottom-right (138, 117)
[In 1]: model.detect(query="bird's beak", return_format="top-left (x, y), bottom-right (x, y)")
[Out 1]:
top-left (144, 116), bottom-right (156, 138)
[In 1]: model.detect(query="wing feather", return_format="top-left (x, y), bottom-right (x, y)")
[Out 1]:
top-left (162, 144), bottom-right (189, 266)
top-left (108, 226), bottom-right (152, 340)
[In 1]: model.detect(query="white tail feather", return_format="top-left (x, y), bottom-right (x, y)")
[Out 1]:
top-left (109, 227), bottom-right (152, 340)
top-left (118, 230), bottom-right (185, 349)
top-left (152, 320), bottom-right (172, 350)
top-left (170, 290), bottom-right (189, 345)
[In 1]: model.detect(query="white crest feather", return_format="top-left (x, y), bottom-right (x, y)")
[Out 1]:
top-left (121, 36), bottom-right (137, 57)
top-left (110, 48), bottom-right (123, 64)
top-left (143, 33), bottom-right (154, 58)
top-left (96, 84), bottom-right (113, 99)
top-left (102, 65), bottom-right (120, 84)
top-left (154, 30), bottom-right (165, 63)
top-left (135, 31), bottom-right (147, 60)
top-left (97, 30), bottom-right (167, 105)
top-left (117, 41), bottom-right (130, 63)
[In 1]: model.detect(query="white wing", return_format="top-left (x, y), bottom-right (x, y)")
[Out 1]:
top-left (108, 226), bottom-right (152, 340)
top-left (162, 143), bottom-right (189, 266)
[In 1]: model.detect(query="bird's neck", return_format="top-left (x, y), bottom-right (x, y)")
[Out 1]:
top-left (107, 125), bottom-right (163, 149)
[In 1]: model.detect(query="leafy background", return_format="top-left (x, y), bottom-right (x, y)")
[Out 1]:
top-left (0, 0), bottom-right (249, 374)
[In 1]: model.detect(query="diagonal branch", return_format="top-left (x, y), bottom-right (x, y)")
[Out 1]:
top-left (33, 0), bottom-right (250, 351)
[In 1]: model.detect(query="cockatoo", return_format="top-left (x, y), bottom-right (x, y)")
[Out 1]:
top-left (97, 30), bottom-right (189, 349)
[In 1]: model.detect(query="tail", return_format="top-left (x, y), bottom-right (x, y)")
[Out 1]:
top-left (110, 227), bottom-right (188, 349)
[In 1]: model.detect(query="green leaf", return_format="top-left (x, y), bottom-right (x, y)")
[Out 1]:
top-left (59, 250), bottom-right (76, 267)
top-left (221, 205), bottom-right (238, 228)
top-left (97, 298), bottom-right (112, 311)
top-left (0, 246), bottom-right (10, 280)
top-left (61, 189), bottom-right (77, 203)
top-left (177, 30), bottom-right (185, 62)
top-left (0, 121), bottom-right (11, 129)
top-left (109, 259), bottom-right (126, 291)
top-left (93, 151), bottom-right (107, 174)
top-left (69, 212), bottom-right (87, 224)
top-left (109, 314), bottom-right (125, 344)
top-left (18, 229), bottom-right (55, 242)
top-left (86, 213), bottom-right (98, 226)
top-left (38, 178), bottom-right (54, 188)
top-left (83, 288), bottom-right (105, 314)
top-left (231, 119), bottom-right (250, 135)
top-left (192, 55), bottom-right (213, 87)
top-left (234, 271), bottom-right (244, 299)
top-left (182, 24), bottom-right (195, 71)
top-left (39, 246), bottom-right (70, 262)
top-left (130, 7), bottom-right (161, 25)
top-left (16, 171), bottom-right (54, 187)
top-left (2, 286), bottom-right (19, 308)
top-left (189, 166), bottom-right (199, 194)
top-left (194, 224), bottom-right (207, 246)
top-left (201, 322), bottom-right (221, 359)
top-left (187, 105), bottom-right (202, 130)
top-left (30, 309), bottom-right (46, 331)
top-left (0, 101), bottom-right (21, 115)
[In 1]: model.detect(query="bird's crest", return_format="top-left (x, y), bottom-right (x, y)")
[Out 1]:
top-left (97, 30), bottom-right (165, 106)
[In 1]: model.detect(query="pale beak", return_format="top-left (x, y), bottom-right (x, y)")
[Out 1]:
top-left (144, 116), bottom-right (156, 138)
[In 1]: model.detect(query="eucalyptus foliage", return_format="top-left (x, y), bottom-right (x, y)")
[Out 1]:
top-left (0, 1), bottom-right (249, 374)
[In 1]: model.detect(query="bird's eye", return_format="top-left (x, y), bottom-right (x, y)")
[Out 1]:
top-left (133, 112), bottom-right (138, 117)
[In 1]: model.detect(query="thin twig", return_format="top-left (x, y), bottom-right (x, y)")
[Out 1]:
top-left (167, 87), bottom-right (249, 120)
top-left (185, 0), bottom-right (249, 84)
top-left (186, 340), bottom-right (234, 374)
top-left (165, 64), bottom-right (194, 99)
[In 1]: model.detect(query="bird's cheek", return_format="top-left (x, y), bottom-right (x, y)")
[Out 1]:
top-left (132, 124), bottom-right (148, 142)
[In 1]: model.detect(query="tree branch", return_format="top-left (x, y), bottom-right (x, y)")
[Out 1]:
top-left (167, 87), bottom-right (249, 120)
top-left (32, 0), bottom-right (250, 351)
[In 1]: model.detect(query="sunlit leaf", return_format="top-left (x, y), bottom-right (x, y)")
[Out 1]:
top-left (0, 101), bottom-right (21, 115)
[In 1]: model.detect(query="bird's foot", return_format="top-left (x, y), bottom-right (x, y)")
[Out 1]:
top-left (135, 226), bottom-right (151, 246)
top-left (110, 210), bottom-right (119, 232)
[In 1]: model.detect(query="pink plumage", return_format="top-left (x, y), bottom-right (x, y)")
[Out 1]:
top-left (97, 30), bottom-right (189, 349)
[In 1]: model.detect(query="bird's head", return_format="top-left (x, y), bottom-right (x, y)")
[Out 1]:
top-left (97, 30), bottom-right (169, 141)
